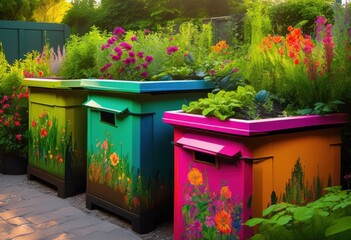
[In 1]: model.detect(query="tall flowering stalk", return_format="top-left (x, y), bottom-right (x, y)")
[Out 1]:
top-left (253, 14), bottom-right (351, 110)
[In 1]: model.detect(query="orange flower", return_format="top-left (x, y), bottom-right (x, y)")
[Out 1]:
top-left (272, 35), bottom-right (283, 43)
top-left (288, 25), bottom-right (294, 32)
top-left (31, 120), bottom-right (36, 127)
top-left (220, 186), bottom-right (232, 199)
top-left (187, 168), bottom-right (203, 186)
top-left (211, 40), bottom-right (229, 54)
top-left (40, 112), bottom-right (47, 119)
top-left (110, 152), bottom-right (119, 166)
top-left (293, 58), bottom-right (300, 65)
top-left (48, 120), bottom-right (53, 127)
top-left (40, 128), bottom-right (48, 138)
top-left (215, 210), bottom-right (232, 235)
top-left (38, 70), bottom-right (44, 77)
top-left (102, 139), bottom-right (108, 150)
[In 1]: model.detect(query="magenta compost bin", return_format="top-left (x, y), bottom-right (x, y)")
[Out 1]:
top-left (163, 110), bottom-right (349, 240)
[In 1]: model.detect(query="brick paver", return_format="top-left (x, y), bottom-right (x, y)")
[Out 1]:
top-left (0, 174), bottom-right (141, 240)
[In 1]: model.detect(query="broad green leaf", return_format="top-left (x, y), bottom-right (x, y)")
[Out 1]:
top-left (277, 215), bottom-right (292, 225)
top-left (263, 204), bottom-right (276, 217)
top-left (293, 207), bottom-right (314, 221)
top-left (202, 107), bottom-right (214, 116)
top-left (325, 216), bottom-right (351, 237)
top-left (245, 218), bottom-right (266, 227)
top-left (323, 195), bottom-right (341, 202)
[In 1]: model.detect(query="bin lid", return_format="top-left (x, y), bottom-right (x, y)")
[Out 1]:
top-left (23, 78), bottom-right (82, 89)
top-left (80, 79), bottom-right (214, 93)
top-left (164, 110), bottom-right (350, 136)
top-left (83, 99), bottom-right (128, 114)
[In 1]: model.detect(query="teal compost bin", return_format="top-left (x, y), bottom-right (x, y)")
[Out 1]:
top-left (81, 79), bottom-right (213, 234)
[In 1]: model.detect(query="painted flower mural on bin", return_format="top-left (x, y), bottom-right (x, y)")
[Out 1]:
top-left (182, 167), bottom-right (242, 240)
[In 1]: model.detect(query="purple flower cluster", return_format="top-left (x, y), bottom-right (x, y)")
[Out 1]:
top-left (166, 46), bottom-right (179, 55)
top-left (100, 27), bottom-right (154, 80)
top-left (323, 24), bottom-right (334, 73)
top-left (316, 16), bottom-right (327, 42)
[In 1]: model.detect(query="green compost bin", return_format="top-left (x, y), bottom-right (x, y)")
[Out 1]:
top-left (24, 78), bottom-right (88, 198)
top-left (81, 79), bottom-right (213, 234)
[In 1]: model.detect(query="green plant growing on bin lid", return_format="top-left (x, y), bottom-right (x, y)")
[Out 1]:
top-left (58, 26), bottom-right (108, 79)
top-left (98, 22), bottom-right (215, 81)
top-left (245, 186), bottom-right (351, 240)
top-left (182, 84), bottom-right (281, 120)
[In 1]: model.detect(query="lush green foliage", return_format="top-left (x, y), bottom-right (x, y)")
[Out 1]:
top-left (58, 26), bottom-right (108, 79)
top-left (269, 0), bottom-right (334, 36)
top-left (0, 0), bottom-right (39, 21)
top-left (245, 186), bottom-right (351, 240)
top-left (240, 1), bottom-right (351, 114)
top-left (182, 86), bottom-right (260, 120)
top-left (0, 53), bottom-right (28, 158)
top-left (98, 22), bottom-right (215, 80)
top-left (32, 0), bottom-right (71, 23)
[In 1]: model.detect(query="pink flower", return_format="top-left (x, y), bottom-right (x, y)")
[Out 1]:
top-left (141, 71), bottom-right (148, 78)
top-left (101, 44), bottom-right (110, 50)
top-left (119, 42), bottom-right (132, 51)
top-left (114, 47), bottom-right (123, 54)
top-left (101, 63), bottom-right (112, 72)
top-left (113, 27), bottom-right (125, 36)
top-left (166, 46), bottom-right (179, 55)
top-left (129, 51), bottom-right (135, 58)
top-left (233, 68), bottom-right (239, 73)
top-left (14, 121), bottom-right (20, 127)
top-left (142, 62), bottom-right (148, 68)
top-left (137, 52), bottom-right (144, 58)
top-left (123, 57), bottom-right (136, 65)
top-left (145, 55), bottom-right (153, 63)
top-left (16, 134), bottom-right (22, 141)
top-left (107, 37), bottom-right (115, 45)
top-left (130, 35), bottom-right (137, 41)
top-left (144, 29), bottom-right (150, 35)
top-left (210, 69), bottom-right (216, 75)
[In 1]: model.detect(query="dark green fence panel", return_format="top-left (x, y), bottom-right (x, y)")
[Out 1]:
top-left (0, 20), bottom-right (70, 63)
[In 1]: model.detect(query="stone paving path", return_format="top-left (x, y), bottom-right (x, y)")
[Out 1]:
top-left (0, 174), bottom-right (143, 240)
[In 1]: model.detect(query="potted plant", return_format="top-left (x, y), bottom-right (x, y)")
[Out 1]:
top-left (163, 3), bottom-right (351, 239)
top-left (0, 49), bottom-right (29, 175)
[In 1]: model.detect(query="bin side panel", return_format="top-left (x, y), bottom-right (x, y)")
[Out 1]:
top-left (28, 88), bottom-right (87, 180)
top-left (173, 128), bottom-right (253, 240)
top-left (251, 127), bottom-right (342, 218)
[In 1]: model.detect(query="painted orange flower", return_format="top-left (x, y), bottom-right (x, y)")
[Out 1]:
top-left (102, 139), bottom-right (108, 150)
top-left (220, 186), bottom-right (232, 199)
top-left (40, 128), bottom-right (48, 138)
top-left (215, 210), bottom-right (232, 235)
top-left (40, 112), bottom-right (47, 119)
top-left (187, 168), bottom-right (203, 186)
top-left (110, 152), bottom-right (119, 166)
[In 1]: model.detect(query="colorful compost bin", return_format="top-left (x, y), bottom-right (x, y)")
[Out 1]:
top-left (24, 78), bottom-right (88, 198)
top-left (163, 110), bottom-right (349, 240)
top-left (80, 79), bottom-right (213, 234)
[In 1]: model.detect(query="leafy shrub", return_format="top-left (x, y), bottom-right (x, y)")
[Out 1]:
top-left (245, 186), bottom-right (351, 240)
top-left (58, 26), bottom-right (108, 79)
